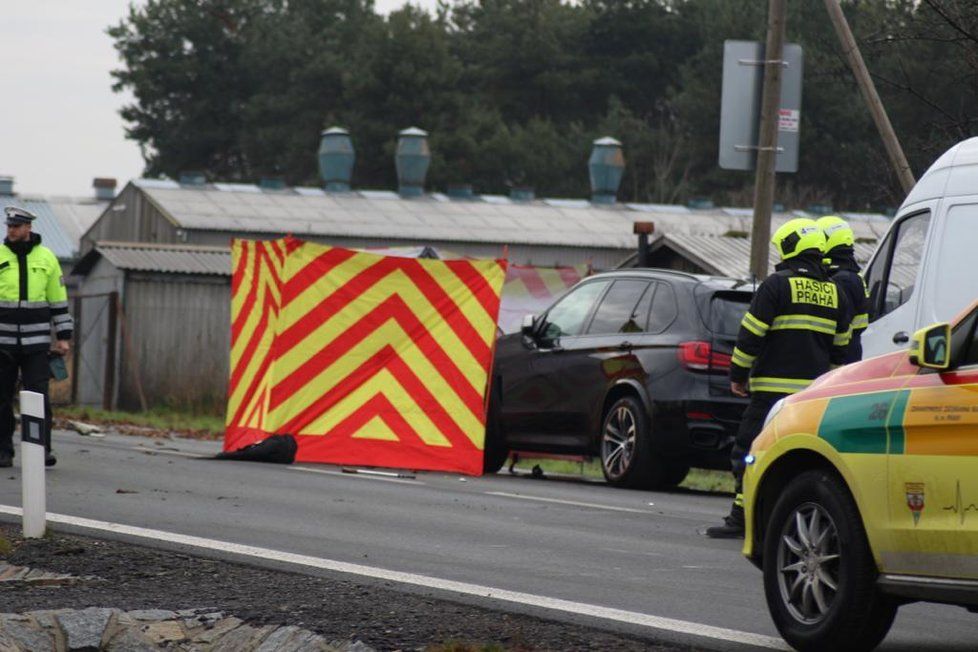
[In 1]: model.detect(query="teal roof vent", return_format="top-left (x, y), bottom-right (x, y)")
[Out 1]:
top-left (510, 187), bottom-right (534, 202)
top-left (396, 127), bottom-right (430, 198)
top-left (446, 184), bottom-right (475, 200)
top-left (318, 126), bottom-right (355, 192)
top-left (589, 137), bottom-right (625, 205)
top-left (179, 171), bottom-right (207, 186)
top-left (259, 177), bottom-right (286, 191)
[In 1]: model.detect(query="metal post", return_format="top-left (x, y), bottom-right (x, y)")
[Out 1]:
top-left (103, 291), bottom-right (118, 411)
top-left (823, 0), bottom-right (915, 194)
top-left (20, 390), bottom-right (46, 538)
top-left (749, 0), bottom-right (787, 281)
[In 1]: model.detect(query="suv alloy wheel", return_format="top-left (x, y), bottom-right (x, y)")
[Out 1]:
top-left (600, 396), bottom-right (664, 488)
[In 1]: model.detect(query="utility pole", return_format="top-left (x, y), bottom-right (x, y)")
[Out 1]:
top-left (749, 0), bottom-right (787, 281)
top-left (823, 0), bottom-right (915, 194)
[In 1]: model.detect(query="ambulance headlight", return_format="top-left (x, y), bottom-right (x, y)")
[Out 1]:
top-left (762, 398), bottom-right (786, 430)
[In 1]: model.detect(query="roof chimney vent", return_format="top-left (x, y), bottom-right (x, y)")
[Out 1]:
top-left (93, 177), bottom-right (117, 200)
top-left (0, 176), bottom-right (13, 196)
top-left (396, 127), bottom-right (430, 198)
top-left (589, 137), bottom-right (625, 205)
top-left (259, 177), bottom-right (286, 191)
top-left (318, 127), bottom-right (355, 192)
top-left (179, 171), bottom-right (207, 187)
top-left (510, 187), bottom-right (535, 202)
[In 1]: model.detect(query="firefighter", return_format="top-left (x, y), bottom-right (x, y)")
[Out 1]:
top-left (818, 215), bottom-right (869, 363)
top-left (0, 207), bottom-right (73, 468)
top-left (706, 218), bottom-right (850, 539)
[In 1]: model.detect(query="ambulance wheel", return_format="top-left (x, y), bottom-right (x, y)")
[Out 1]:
top-left (763, 469), bottom-right (897, 652)
top-left (600, 396), bottom-right (663, 488)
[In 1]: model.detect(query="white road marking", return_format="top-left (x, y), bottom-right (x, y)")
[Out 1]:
top-left (485, 491), bottom-right (650, 514)
top-left (0, 505), bottom-right (787, 650)
top-left (289, 466), bottom-right (422, 485)
top-left (132, 446), bottom-right (207, 459)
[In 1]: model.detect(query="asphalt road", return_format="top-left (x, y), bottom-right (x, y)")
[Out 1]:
top-left (1, 429), bottom-right (977, 651)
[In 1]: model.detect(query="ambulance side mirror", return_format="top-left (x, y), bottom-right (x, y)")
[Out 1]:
top-left (909, 323), bottom-right (950, 370)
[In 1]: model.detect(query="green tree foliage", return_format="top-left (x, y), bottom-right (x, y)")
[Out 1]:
top-left (110, 0), bottom-right (978, 210)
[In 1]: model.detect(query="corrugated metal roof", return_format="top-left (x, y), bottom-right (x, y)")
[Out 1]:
top-left (655, 233), bottom-right (878, 278)
top-left (90, 242), bottom-right (232, 276)
top-left (0, 195), bottom-right (104, 261)
top-left (126, 179), bottom-right (889, 251)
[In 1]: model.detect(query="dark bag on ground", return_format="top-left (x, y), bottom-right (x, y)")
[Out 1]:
top-left (214, 434), bottom-right (297, 464)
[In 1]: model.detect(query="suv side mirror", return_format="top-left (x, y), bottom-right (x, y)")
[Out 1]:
top-left (909, 322), bottom-right (950, 370)
top-left (521, 314), bottom-right (536, 336)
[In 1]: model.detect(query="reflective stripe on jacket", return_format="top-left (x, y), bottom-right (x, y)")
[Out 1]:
top-left (0, 234), bottom-right (73, 352)
top-left (730, 254), bottom-right (850, 395)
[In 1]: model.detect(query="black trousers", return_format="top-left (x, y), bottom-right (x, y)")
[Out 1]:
top-left (0, 349), bottom-right (52, 456)
top-left (730, 391), bottom-right (785, 491)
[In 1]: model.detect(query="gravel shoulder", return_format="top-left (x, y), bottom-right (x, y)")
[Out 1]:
top-left (0, 522), bottom-right (682, 651)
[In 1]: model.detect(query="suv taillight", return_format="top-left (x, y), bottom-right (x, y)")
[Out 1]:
top-left (678, 341), bottom-right (731, 374)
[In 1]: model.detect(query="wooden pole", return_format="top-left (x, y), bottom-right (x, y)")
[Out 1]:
top-left (749, 0), bottom-right (787, 281)
top-left (823, 0), bottom-right (915, 193)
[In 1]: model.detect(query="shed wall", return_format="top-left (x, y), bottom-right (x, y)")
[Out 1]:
top-left (118, 273), bottom-right (230, 411)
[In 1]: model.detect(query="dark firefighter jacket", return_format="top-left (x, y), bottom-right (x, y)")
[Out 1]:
top-left (825, 245), bottom-right (869, 364)
top-left (731, 252), bottom-right (851, 395)
top-left (0, 233), bottom-right (73, 353)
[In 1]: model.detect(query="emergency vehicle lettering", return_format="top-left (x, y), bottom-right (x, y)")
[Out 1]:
top-left (788, 277), bottom-right (838, 308)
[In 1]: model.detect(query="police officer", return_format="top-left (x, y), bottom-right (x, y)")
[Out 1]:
top-left (0, 207), bottom-right (73, 468)
top-left (818, 215), bottom-right (869, 363)
top-left (706, 218), bottom-right (850, 538)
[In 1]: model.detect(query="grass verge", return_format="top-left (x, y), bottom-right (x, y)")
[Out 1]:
top-left (55, 405), bottom-right (224, 440)
top-left (508, 457), bottom-right (735, 494)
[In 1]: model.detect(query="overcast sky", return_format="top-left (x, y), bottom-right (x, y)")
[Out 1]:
top-left (0, 0), bottom-right (436, 198)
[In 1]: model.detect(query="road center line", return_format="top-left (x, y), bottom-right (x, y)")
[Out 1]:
top-left (289, 466), bottom-right (423, 485)
top-left (0, 505), bottom-right (786, 650)
top-left (485, 491), bottom-right (650, 513)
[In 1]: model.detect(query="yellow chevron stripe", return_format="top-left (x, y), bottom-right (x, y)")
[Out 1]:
top-left (267, 320), bottom-right (486, 442)
top-left (301, 369), bottom-right (451, 446)
top-left (274, 268), bottom-right (488, 393)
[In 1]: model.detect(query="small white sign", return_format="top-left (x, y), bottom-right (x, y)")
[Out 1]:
top-left (778, 108), bottom-right (800, 133)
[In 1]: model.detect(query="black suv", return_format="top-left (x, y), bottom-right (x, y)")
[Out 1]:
top-left (485, 269), bottom-right (753, 488)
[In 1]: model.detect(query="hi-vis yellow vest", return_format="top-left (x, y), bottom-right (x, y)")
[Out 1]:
top-left (0, 241), bottom-right (72, 350)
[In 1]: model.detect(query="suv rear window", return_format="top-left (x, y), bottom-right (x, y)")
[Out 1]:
top-left (695, 285), bottom-right (752, 336)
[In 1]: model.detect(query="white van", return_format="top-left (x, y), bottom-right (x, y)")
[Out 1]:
top-left (861, 136), bottom-right (978, 358)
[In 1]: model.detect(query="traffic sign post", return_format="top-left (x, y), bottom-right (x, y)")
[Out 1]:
top-left (20, 390), bottom-right (46, 538)
top-left (719, 40), bottom-right (803, 174)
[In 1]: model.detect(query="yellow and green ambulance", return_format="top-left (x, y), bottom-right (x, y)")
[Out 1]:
top-left (743, 300), bottom-right (978, 651)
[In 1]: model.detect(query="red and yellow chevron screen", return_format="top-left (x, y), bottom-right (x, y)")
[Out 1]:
top-left (225, 237), bottom-right (507, 475)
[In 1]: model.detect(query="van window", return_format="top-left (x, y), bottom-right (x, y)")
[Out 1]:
top-left (934, 204), bottom-right (978, 322)
top-left (865, 211), bottom-right (930, 321)
top-left (586, 280), bottom-right (651, 334)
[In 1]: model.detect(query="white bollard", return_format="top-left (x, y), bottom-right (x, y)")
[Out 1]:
top-left (20, 390), bottom-right (46, 538)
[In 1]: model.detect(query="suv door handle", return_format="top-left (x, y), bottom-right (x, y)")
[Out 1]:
top-left (893, 331), bottom-right (909, 344)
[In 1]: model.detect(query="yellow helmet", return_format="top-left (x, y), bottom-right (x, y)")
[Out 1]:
top-left (771, 218), bottom-right (825, 261)
top-left (816, 215), bottom-right (855, 251)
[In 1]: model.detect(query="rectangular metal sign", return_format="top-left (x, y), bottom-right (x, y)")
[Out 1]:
top-left (719, 40), bottom-right (804, 173)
